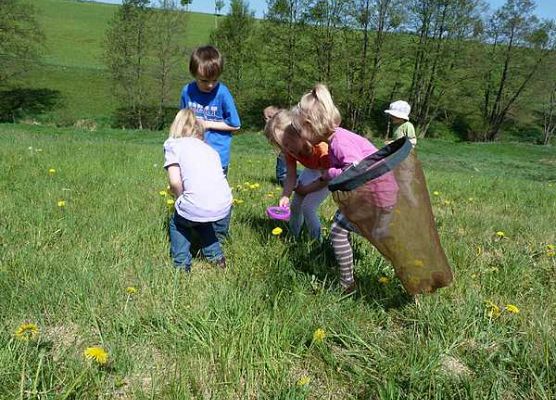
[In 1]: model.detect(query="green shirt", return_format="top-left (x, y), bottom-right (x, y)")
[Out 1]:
top-left (393, 121), bottom-right (416, 145)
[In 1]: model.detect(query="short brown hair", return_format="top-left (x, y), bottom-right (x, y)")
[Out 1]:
top-left (189, 45), bottom-right (223, 79)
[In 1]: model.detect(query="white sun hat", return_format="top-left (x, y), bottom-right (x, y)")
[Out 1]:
top-left (384, 100), bottom-right (411, 120)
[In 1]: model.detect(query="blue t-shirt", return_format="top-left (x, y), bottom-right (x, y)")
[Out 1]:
top-left (179, 81), bottom-right (240, 167)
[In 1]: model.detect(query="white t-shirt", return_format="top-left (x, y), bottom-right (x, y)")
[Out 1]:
top-left (163, 137), bottom-right (232, 222)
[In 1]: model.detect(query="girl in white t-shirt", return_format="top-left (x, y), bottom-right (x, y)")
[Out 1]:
top-left (164, 109), bottom-right (232, 271)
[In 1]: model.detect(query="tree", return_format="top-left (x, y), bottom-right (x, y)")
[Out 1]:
top-left (480, 0), bottom-right (555, 141)
top-left (407, 0), bottom-right (485, 137)
top-left (104, 0), bottom-right (151, 129)
top-left (344, 0), bottom-right (403, 130)
top-left (542, 81), bottom-right (556, 145)
top-left (0, 0), bottom-right (43, 86)
top-left (215, 0), bottom-right (225, 30)
top-left (212, 0), bottom-right (256, 103)
top-left (306, 0), bottom-right (348, 84)
top-left (264, 0), bottom-right (310, 106)
top-left (150, 0), bottom-right (188, 128)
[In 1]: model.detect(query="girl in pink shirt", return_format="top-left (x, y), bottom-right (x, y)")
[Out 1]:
top-left (291, 84), bottom-right (398, 293)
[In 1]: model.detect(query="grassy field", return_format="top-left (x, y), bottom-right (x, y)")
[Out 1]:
top-left (1, 123), bottom-right (555, 398)
top-left (20, 0), bottom-right (213, 123)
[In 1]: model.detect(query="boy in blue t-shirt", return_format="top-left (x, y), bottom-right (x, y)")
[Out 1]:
top-left (179, 45), bottom-right (240, 240)
top-left (179, 45), bottom-right (241, 177)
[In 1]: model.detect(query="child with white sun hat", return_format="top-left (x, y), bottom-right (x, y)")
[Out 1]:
top-left (385, 100), bottom-right (416, 146)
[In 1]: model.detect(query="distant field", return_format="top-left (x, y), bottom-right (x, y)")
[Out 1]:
top-left (23, 0), bottom-right (214, 123)
top-left (1, 123), bottom-right (555, 398)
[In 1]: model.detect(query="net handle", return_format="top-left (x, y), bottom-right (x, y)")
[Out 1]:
top-left (328, 136), bottom-right (413, 192)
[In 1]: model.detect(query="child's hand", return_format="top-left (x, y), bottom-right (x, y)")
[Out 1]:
top-left (278, 196), bottom-right (290, 208)
top-left (195, 117), bottom-right (206, 129)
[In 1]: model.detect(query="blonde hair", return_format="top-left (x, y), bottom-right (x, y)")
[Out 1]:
top-left (263, 105), bottom-right (281, 121)
top-left (264, 109), bottom-right (292, 149)
top-left (293, 84), bottom-right (341, 143)
top-left (169, 109), bottom-right (204, 139)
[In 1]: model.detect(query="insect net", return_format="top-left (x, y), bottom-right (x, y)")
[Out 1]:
top-left (328, 137), bottom-right (453, 295)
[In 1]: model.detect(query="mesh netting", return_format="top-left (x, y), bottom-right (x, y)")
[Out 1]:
top-left (329, 137), bottom-right (453, 295)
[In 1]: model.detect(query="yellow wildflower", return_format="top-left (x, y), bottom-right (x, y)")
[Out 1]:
top-left (495, 231), bottom-right (505, 238)
top-left (84, 346), bottom-right (109, 365)
top-left (166, 199), bottom-right (174, 207)
top-left (413, 259), bottom-right (424, 268)
top-left (312, 328), bottom-right (326, 343)
top-left (233, 198), bottom-right (244, 205)
top-left (505, 304), bottom-right (520, 314)
top-left (159, 190), bottom-right (167, 196)
top-left (468, 197), bottom-right (474, 202)
top-left (547, 244), bottom-right (555, 251)
top-left (126, 286), bottom-right (138, 295)
top-left (443, 200), bottom-right (451, 206)
top-left (433, 191), bottom-right (440, 196)
top-left (296, 376), bottom-right (311, 386)
top-left (486, 300), bottom-right (501, 318)
top-left (378, 276), bottom-right (390, 284)
top-left (15, 322), bottom-right (39, 341)
top-left (57, 200), bottom-right (66, 208)
top-left (48, 168), bottom-right (56, 175)
top-left (547, 250), bottom-right (555, 257)
top-left (271, 227), bottom-right (283, 236)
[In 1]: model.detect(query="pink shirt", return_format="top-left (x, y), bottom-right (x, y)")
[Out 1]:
top-left (326, 127), bottom-right (398, 209)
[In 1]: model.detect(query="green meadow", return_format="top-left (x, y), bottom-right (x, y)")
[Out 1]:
top-left (23, 0), bottom-right (213, 124)
top-left (1, 123), bottom-right (555, 398)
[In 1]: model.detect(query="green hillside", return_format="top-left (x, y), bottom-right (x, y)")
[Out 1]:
top-left (24, 0), bottom-right (214, 123)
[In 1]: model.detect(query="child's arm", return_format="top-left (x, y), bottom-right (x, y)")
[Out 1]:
top-left (279, 157), bottom-right (298, 207)
top-left (198, 119), bottom-right (240, 132)
top-left (294, 177), bottom-right (328, 196)
top-left (166, 165), bottom-right (183, 197)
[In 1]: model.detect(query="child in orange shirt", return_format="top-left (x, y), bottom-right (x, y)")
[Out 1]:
top-left (264, 109), bottom-right (330, 240)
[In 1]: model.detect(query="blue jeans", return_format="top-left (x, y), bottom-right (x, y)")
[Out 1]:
top-left (212, 207), bottom-right (232, 243)
top-left (169, 212), bottom-right (224, 270)
top-left (276, 153), bottom-right (287, 186)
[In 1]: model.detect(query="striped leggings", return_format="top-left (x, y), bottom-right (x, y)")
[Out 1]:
top-left (330, 211), bottom-right (358, 289)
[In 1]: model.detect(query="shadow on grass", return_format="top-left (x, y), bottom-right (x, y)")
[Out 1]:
top-left (236, 213), bottom-right (412, 310)
top-left (0, 88), bottom-right (62, 122)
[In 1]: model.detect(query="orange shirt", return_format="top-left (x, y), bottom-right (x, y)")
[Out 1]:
top-left (285, 142), bottom-right (330, 170)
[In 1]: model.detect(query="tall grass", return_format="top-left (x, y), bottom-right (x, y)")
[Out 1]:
top-left (1, 123), bottom-right (555, 398)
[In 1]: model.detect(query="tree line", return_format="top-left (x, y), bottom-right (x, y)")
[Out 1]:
top-left (0, 0), bottom-right (554, 143)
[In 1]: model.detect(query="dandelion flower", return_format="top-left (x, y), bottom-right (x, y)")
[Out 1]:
top-left (378, 276), bottom-right (390, 284)
top-left (233, 198), bottom-right (244, 205)
top-left (166, 199), bottom-right (174, 207)
top-left (547, 244), bottom-right (555, 251)
top-left (468, 197), bottom-right (474, 202)
top-left (15, 322), bottom-right (39, 341)
top-left (271, 227), bottom-right (283, 236)
top-left (505, 304), bottom-right (520, 314)
top-left (443, 200), bottom-right (451, 206)
top-left (126, 286), bottom-right (138, 295)
top-left (495, 231), bottom-right (505, 238)
top-left (159, 190), bottom-right (167, 196)
top-left (57, 200), bottom-right (66, 208)
top-left (84, 346), bottom-right (109, 365)
top-left (312, 328), bottom-right (326, 343)
top-left (486, 300), bottom-right (501, 318)
top-left (433, 191), bottom-right (440, 196)
top-left (413, 259), bottom-right (424, 268)
top-left (296, 376), bottom-right (311, 386)
top-left (548, 250), bottom-right (555, 257)
top-left (48, 168), bottom-right (56, 175)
